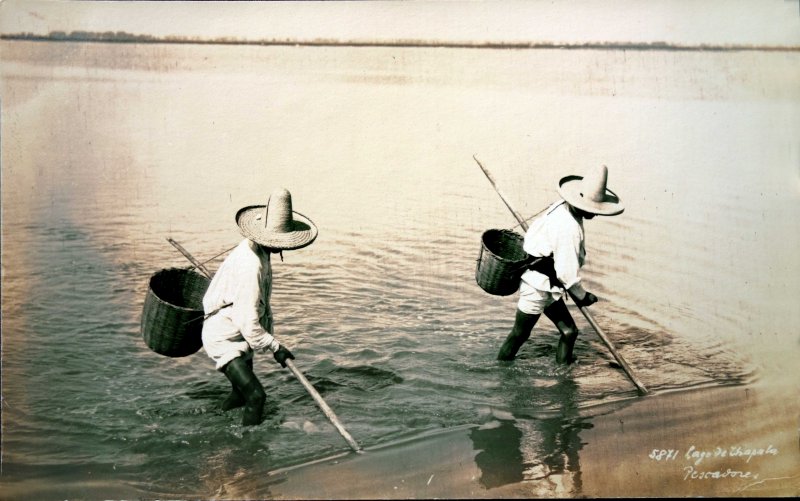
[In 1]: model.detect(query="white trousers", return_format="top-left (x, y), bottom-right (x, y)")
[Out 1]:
top-left (201, 314), bottom-right (254, 371)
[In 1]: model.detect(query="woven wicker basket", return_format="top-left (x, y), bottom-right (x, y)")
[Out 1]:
top-left (475, 229), bottom-right (529, 296)
top-left (141, 268), bottom-right (210, 357)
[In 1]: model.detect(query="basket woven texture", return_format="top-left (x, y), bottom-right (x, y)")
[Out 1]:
top-left (475, 229), bottom-right (528, 296)
top-left (141, 268), bottom-right (210, 357)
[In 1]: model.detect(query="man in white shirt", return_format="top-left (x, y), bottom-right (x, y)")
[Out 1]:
top-left (202, 188), bottom-right (317, 426)
top-left (497, 165), bottom-right (624, 364)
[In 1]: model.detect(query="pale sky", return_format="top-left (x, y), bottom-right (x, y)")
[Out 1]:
top-left (1, 0), bottom-right (799, 47)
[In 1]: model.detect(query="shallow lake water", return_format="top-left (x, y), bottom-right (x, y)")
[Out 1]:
top-left (1, 40), bottom-right (798, 498)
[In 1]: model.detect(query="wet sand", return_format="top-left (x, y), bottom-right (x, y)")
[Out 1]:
top-left (580, 382), bottom-right (799, 498)
top-left (256, 382), bottom-right (799, 499)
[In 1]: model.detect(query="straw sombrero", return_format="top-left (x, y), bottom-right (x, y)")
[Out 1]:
top-left (236, 188), bottom-right (318, 250)
top-left (557, 164), bottom-right (624, 216)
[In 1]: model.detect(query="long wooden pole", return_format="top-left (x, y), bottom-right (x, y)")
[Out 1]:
top-left (167, 238), bottom-right (363, 451)
top-left (472, 156), bottom-right (649, 395)
top-left (567, 299), bottom-right (649, 395)
top-left (284, 359), bottom-right (361, 452)
top-left (473, 155), bottom-right (528, 228)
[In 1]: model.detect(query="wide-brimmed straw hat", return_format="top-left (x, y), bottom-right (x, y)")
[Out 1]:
top-left (557, 165), bottom-right (624, 216)
top-left (236, 188), bottom-right (318, 250)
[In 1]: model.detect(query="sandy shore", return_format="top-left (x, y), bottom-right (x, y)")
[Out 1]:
top-left (244, 382), bottom-right (799, 499)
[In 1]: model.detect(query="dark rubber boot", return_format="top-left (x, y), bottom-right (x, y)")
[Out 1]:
top-left (223, 357), bottom-right (266, 426)
top-left (497, 310), bottom-right (540, 361)
top-left (498, 331), bottom-right (530, 361)
top-left (220, 358), bottom-right (252, 411)
top-left (556, 333), bottom-right (578, 364)
top-left (543, 299), bottom-right (580, 365)
top-left (221, 388), bottom-right (245, 411)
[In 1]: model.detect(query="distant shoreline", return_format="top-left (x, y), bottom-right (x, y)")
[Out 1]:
top-left (2, 32), bottom-right (799, 52)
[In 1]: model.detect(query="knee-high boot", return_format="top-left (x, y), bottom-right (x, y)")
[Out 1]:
top-left (220, 358), bottom-right (253, 411)
top-left (497, 310), bottom-right (540, 361)
top-left (498, 330), bottom-right (531, 361)
top-left (223, 357), bottom-right (266, 426)
top-left (556, 331), bottom-right (579, 365)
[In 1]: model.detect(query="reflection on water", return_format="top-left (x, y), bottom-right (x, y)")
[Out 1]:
top-left (518, 378), bottom-right (588, 496)
top-left (470, 420), bottom-right (525, 488)
top-left (471, 372), bottom-right (592, 495)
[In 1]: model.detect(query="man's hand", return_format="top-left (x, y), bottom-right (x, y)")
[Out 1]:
top-left (273, 345), bottom-right (295, 368)
top-left (575, 292), bottom-right (598, 307)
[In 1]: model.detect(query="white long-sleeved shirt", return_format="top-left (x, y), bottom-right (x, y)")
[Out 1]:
top-left (521, 201), bottom-right (588, 301)
top-left (202, 239), bottom-right (279, 353)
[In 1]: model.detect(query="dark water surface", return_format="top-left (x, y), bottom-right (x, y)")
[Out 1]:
top-left (1, 41), bottom-right (798, 498)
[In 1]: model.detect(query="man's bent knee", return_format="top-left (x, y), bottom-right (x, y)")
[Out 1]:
top-left (560, 325), bottom-right (579, 339)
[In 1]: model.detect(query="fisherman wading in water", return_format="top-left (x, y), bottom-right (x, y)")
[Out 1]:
top-left (497, 165), bottom-right (624, 364)
top-left (201, 188), bottom-right (317, 426)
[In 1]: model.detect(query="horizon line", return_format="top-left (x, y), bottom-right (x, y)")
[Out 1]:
top-left (2, 32), bottom-right (799, 52)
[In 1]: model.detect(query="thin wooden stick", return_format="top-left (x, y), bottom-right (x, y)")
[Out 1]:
top-left (285, 359), bottom-right (362, 452)
top-left (167, 238), bottom-right (212, 279)
top-left (473, 155), bottom-right (649, 395)
top-left (566, 295), bottom-right (649, 395)
top-left (182, 302), bottom-right (233, 326)
top-left (473, 155), bottom-right (528, 228)
top-left (167, 238), bottom-right (362, 451)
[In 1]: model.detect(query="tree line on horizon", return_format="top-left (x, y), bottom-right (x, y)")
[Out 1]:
top-left (4, 31), bottom-right (244, 43)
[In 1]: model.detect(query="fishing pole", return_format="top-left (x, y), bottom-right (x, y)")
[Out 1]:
top-left (472, 155), bottom-right (649, 396)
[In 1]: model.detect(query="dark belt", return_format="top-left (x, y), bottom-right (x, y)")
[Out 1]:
top-left (525, 255), bottom-right (560, 287)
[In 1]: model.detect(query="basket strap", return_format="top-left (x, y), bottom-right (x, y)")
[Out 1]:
top-left (182, 302), bottom-right (233, 326)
